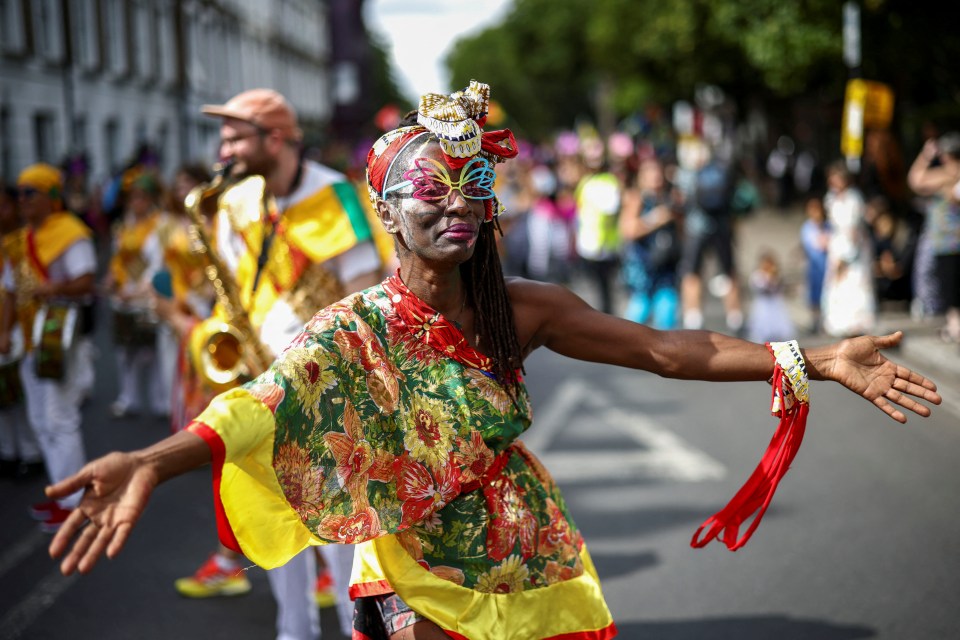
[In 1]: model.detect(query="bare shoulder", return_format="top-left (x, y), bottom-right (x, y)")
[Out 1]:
top-left (504, 277), bottom-right (591, 354)
top-left (505, 276), bottom-right (584, 308)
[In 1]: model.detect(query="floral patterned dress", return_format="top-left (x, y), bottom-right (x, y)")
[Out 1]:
top-left (187, 275), bottom-right (616, 639)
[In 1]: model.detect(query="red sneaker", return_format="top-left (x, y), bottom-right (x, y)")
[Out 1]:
top-left (314, 569), bottom-right (337, 608)
top-left (174, 554), bottom-right (252, 598)
top-left (39, 505), bottom-right (74, 533)
top-left (29, 500), bottom-right (59, 521)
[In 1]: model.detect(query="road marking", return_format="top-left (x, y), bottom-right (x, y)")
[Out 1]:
top-left (526, 378), bottom-right (725, 484)
top-left (0, 569), bottom-right (78, 638)
top-left (522, 378), bottom-right (587, 453)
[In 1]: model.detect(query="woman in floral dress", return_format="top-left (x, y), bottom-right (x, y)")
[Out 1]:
top-left (46, 83), bottom-right (940, 640)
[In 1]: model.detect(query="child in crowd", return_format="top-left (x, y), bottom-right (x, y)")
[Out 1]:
top-left (747, 250), bottom-right (796, 343)
top-left (799, 197), bottom-right (830, 333)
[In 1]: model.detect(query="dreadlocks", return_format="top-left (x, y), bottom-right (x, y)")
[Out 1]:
top-left (461, 219), bottom-right (525, 402)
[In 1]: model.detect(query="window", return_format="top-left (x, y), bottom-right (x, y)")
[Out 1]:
top-left (32, 0), bottom-right (64, 62)
top-left (0, 106), bottom-right (12, 183)
top-left (0, 0), bottom-right (27, 54)
top-left (103, 0), bottom-right (127, 75)
top-left (33, 112), bottom-right (58, 163)
top-left (155, 121), bottom-right (168, 172)
top-left (104, 118), bottom-right (120, 173)
top-left (133, 0), bottom-right (152, 80)
top-left (156, 2), bottom-right (175, 84)
top-left (71, 0), bottom-right (99, 69)
top-left (73, 115), bottom-right (88, 152)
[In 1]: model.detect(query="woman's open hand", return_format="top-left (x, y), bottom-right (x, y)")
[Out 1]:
top-left (825, 331), bottom-right (941, 423)
top-left (47, 452), bottom-right (158, 576)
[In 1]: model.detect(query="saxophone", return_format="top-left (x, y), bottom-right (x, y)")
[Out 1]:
top-left (184, 161), bottom-right (274, 389)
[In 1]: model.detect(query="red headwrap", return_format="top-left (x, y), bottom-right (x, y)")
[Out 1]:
top-left (366, 81), bottom-right (519, 212)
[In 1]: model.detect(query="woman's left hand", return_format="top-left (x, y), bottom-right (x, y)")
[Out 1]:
top-left (825, 332), bottom-right (941, 423)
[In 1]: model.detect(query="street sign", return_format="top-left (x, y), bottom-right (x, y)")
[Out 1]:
top-left (842, 79), bottom-right (895, 160)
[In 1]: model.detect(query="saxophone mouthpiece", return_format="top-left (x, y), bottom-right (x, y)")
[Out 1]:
top-left (214, 158), bottom-right (237, 179)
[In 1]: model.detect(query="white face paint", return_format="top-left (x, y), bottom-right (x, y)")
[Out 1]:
top-left (383, 141), bottom-right (487, 268)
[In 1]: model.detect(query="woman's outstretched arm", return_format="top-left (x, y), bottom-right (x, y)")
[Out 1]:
top-left (47, 430), bottom-right (211, 575)
top-left (510, 279), bottom-right (941, 423)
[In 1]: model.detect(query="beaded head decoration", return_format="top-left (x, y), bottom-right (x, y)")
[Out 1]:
top-left (366, 80), bottom-right (518, 222)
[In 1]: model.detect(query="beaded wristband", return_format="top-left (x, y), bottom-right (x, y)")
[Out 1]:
top-left (769, 340), bottom-right (809, 401)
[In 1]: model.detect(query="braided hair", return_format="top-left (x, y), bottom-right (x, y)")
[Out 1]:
top-left (385, 113), bottom-right (525, 400)
top-left (461, 218), bottom-right (525, 400)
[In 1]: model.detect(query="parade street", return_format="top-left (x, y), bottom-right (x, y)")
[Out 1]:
top-left (1, 294), bottom-right (959, 639)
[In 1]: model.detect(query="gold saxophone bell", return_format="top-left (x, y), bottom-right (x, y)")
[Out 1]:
top-left (201, 323), bottom-right (251, 388)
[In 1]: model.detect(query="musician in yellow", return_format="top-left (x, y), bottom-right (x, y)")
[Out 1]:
top-left (104, 173), bottom-right (166, 418)
top-left (0, 164), bottom-right (96, 533)
top-left (163, 89), bottom-right (383, 640)
top-left (152, 164), bottom-right (216, 432)
top-left (0, 184), bottom-right (43, 480)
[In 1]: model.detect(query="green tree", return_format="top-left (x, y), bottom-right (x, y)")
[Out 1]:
top-left (445, 0), bottom-right (960, 151)
top-left (446, 0), bottom-right (595, 140)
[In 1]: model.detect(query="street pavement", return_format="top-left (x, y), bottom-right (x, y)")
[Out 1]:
top-left (2, 208), bottom-right (959, 639)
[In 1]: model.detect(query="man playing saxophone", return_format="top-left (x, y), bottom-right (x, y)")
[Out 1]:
top-left (161, 89), bottom-right (382, 640)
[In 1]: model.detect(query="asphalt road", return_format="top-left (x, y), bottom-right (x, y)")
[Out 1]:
top-left (2, 291), bottom-right (958, 640)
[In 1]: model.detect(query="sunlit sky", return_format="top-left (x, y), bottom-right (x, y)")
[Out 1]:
top-left (365, 0), bottom-right (513, 101)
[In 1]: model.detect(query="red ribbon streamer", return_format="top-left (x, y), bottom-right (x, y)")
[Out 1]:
top-left (690, 353), bottom-right (809, 551)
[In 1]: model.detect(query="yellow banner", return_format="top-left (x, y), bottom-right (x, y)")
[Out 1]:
top-left (842, 79), bottom-right (895, 158)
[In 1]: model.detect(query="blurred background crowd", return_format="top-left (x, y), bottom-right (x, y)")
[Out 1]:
top-left (1, 0), bottom-right (959, 434)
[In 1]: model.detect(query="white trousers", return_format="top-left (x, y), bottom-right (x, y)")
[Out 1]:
top-left (114, 344), bottom-right (165, 415)
top-left (73, 335), bottom-right (96, 401)
top-left (155, 324), bottom-right (177, 417)
top-left (20, 351), bottom-right (86, 508)
top-left (266, 545), bottom-right (353, 640)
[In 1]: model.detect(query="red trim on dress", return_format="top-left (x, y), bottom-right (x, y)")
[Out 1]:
top-left (544, 622), bottom-right (619, 639)
top-left (186, 420), bottom-right (243, 554)
top-left (348, 579), bottom-right (394, 600)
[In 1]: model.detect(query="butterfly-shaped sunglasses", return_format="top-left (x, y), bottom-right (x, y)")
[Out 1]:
top-left (383, 157), bottom-right (497, 202)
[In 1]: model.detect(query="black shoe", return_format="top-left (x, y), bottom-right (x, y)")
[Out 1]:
top-left (16, 460), bottom-right (46, 481)
top-left (0, 457), bottom-right (19, 479)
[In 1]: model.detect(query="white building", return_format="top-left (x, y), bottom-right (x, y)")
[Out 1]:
top-left (0, 0), bottom-right (331, 186)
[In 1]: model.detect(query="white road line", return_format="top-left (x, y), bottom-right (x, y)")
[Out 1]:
top-left (540, 449), bottom-right (725, 483)
top-left (0, 569), bottom-right (78, 638)
top-left (522, 378), bottom-right (587, 453)
top-left (525, 378), bottom-right (726, 484)
top-left (0, 529), bottom-right (46, 579)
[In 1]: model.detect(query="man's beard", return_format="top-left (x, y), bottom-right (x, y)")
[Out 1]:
top-left (234, 152), bottom-right (275, 180)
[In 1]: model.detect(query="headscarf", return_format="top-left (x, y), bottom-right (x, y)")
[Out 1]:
top-left (366, 81), bottom-right (519, 221)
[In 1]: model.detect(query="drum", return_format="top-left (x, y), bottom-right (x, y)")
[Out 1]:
top-left (112, 301), bottom-right (158, 347)
top-left (0, 326), bottom-right (24, 407)
top-left (32, 303), bottom-right (79, 380)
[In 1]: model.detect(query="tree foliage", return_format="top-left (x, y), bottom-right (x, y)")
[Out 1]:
top-left (444, 0), bottom-right (959, 143)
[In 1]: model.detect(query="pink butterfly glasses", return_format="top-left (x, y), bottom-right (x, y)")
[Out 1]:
top-left (383, 157), bottom-right (496, 202)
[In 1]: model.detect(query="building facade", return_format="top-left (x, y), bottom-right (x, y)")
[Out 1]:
top-left (0, 0), bottom-right (332, 185)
